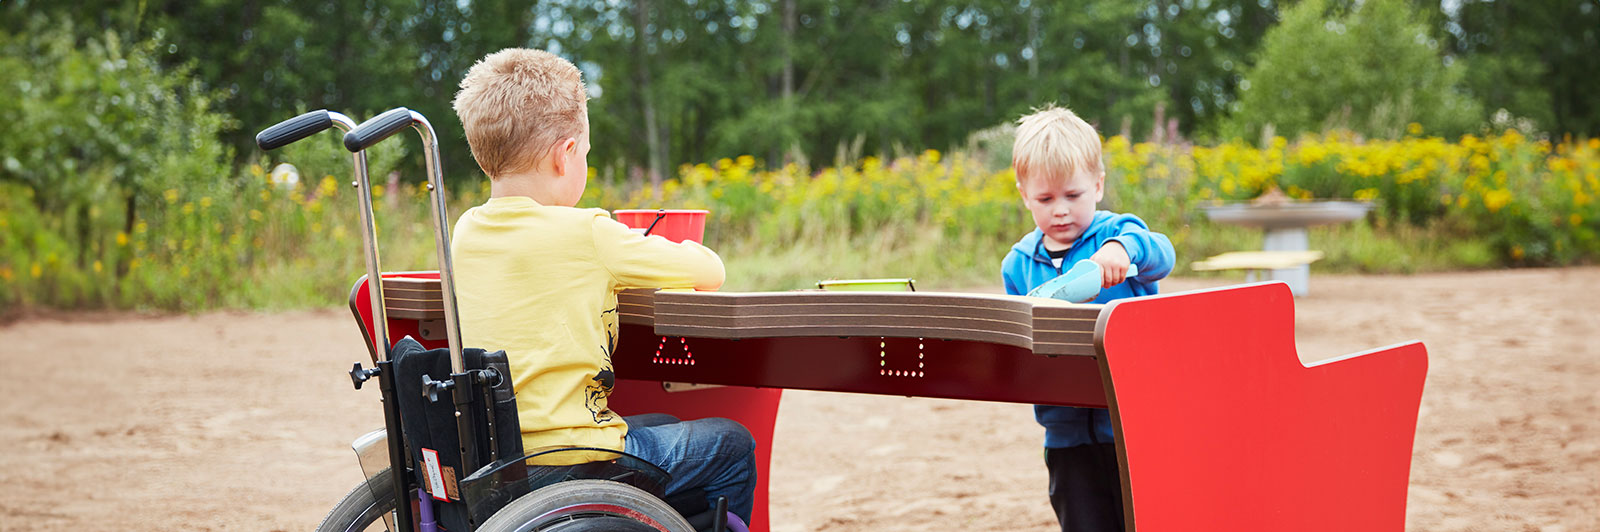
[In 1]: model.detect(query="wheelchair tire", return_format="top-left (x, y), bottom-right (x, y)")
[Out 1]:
top-left (315, 468), bottom-right (399, 532)
top-left (476, 479), bottom-right (696, 532)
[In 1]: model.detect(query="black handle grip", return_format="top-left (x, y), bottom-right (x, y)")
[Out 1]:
top-left (343, 107), bottom-right (414, 152)
top-left (256, 109), bottom-right (334, 151)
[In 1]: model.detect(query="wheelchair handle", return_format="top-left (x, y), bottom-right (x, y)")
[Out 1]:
top-left (257, 109), bottom-right (341, 151)
top-left (256, 110), bottom-right (391, 366)
top-left (344, 107), bottom-right (415, 153)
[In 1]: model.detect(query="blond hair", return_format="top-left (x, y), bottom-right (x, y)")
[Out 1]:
top-left (453, 48), bottom-right (588, 179)
top-left (1011, 104), bottom-right (1103, 185)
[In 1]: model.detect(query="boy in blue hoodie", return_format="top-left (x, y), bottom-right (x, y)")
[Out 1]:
top-left (1001, 105), bottom-right (1175, 532)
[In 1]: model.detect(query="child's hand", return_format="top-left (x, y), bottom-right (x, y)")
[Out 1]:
top-left (1090, 241), bottom-right (1132, 288)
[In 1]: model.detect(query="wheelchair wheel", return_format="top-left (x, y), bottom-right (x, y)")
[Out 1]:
top-left (315, 468), bottom-right (399, 532)
top-left (477, 479), bottom-right (695, 532)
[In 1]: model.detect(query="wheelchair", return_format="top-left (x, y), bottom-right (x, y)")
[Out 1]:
top-left (257, 109), bottom-right (748, 532)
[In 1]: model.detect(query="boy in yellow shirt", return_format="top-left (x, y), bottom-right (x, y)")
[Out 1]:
top-left (449, 48), bottom-right (757, 522)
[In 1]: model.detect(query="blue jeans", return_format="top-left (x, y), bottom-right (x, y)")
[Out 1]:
top-left (623, 414), bottom-right (758, 522)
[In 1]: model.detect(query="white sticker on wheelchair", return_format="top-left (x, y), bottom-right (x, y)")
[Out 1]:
top-left (421, 448), bottom-right (449, 502)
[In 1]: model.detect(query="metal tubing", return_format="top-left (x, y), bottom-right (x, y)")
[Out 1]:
top-left (376, 360), bottom-right (417, 532)
top-left (406, 111), bottom-right (465, 374)
top-left (403, 111), bottom-right (479, 471)
top-left (326, 112), bottom-right (390, 363)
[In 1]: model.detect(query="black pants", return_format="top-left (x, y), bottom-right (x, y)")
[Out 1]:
top-left (1045, 443), bottom-right (1126, 532)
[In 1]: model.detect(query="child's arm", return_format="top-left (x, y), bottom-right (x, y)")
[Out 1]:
top-left (592, 215), bottom-right (725, 290)
top-left (1001, 253), bottom-right (1026, 296)
top-left (1103, 214), bottom-right (1176, 282)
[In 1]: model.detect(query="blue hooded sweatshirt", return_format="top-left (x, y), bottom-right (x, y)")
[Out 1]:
top-left (1001, 211), bottom-right (1175, 448)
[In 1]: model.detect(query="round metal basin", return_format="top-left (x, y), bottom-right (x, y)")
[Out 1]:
top-left (1201, 201), bottom-right (1374, 229)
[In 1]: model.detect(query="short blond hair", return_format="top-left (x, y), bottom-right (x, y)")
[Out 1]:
top-left (453, 48), bottom-right (588, 179)
top-left (1012, 104), bottom-right (1103, 185)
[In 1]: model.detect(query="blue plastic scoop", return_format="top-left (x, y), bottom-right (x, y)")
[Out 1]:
top-left (1026, 260), bottom-right (1139, 303)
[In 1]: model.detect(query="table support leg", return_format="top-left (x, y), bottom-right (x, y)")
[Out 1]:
top-left (1262, 227), bottom-right (1310, 296)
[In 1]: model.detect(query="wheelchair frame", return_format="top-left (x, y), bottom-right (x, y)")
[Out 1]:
top-left (258, 108), bottom-right (722, 532)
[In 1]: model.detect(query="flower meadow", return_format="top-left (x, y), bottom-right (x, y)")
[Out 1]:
top-left (3, 129), bottom-right (1596, 311)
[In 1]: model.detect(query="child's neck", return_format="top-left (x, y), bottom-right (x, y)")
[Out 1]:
top-left (490, 171), bottom-right (567, 206)
top-left (1041, 236), bottom-right (1076, 253)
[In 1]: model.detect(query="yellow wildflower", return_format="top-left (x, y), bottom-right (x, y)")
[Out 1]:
top-left (31, 263), bottom-right (42, 278)
top-left (93, 261), bottom-right (102, 273)
top-left (1482, 189), bottom-right (1513, 213)
top-left (164, 189), bottom-right (179, 203)
top-left (0, 266), bottom-right (11, 281)
top-left (116, 232), bottom-right (129, 246)
top-left (319, 175), bottom-right (339, 197)
top-left (1510, 244), bottom-right (1525, 260)
top-left (1572, 214), bottom-right (1584, 227)
top-left (182, 203), bottom-right (194, 215)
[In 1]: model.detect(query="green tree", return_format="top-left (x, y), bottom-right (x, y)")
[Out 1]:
top-left (0, 16), bottom-right (234, 282)
top-left (1224, 0), bottom-right (1483, 140)
top-left (1432, 0), bottom-right (1600, 136)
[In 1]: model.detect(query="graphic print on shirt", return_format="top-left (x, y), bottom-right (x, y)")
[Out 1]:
top-left (585, 306), bottom-right (619, 424)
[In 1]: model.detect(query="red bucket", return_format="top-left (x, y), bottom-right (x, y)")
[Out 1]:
top-left (614, 209), bottom-right (708, 244)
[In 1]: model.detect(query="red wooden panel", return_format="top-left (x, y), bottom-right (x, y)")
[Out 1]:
top-left (1097, 282), bottom-right (1428, 532)
top-left (350, 272), bottom-right (440, 360)
top-left (611, 325), bottom-right (1108, 407)
top-left (608, 382), bottom-right (781, 532)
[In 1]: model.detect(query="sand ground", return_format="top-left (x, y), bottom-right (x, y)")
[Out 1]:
top-left (2, 269), bottom-right (1596, 531)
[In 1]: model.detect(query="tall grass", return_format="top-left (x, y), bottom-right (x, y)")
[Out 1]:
top-left (3, 130), bottom-right (1596, 312)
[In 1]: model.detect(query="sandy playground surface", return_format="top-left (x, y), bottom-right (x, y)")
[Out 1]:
top-left (2, 268), bottom-right (1597, 531)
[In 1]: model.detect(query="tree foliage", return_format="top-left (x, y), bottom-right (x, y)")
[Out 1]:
top-left (2, 0), bottom-right (1284, 177)
top-left (1431, 0), bottom-right (1600, 136)
top-left (0, 15), bottom-right (234, 240)
top-left (1225, 0), bottom-right (1482, 141)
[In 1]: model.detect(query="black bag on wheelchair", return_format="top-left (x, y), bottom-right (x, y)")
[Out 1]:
top-left (388, 336), bottom-right (678, 530)
top-left (390, 336), bottom-right (523, 529)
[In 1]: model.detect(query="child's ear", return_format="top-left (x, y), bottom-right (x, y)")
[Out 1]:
top-left (550, 137), bottom-right (578, 176)
top-left (1094, 173), bottom-right (1106, 202)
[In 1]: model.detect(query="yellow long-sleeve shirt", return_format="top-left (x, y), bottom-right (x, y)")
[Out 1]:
top-left (451, 196), bottom-right (724, 463)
